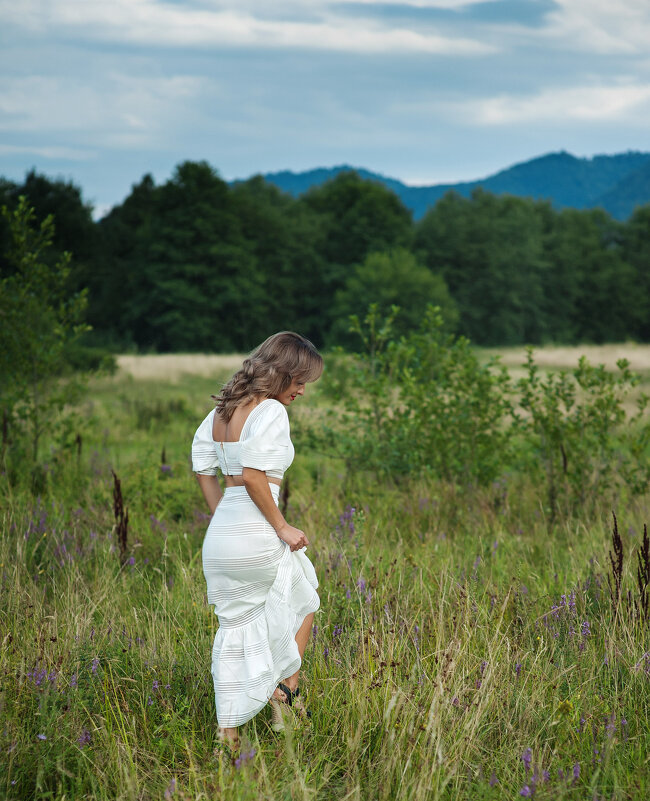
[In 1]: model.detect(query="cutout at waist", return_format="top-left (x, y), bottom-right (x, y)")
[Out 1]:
top-left (224, 475), bottom-right (282, 488)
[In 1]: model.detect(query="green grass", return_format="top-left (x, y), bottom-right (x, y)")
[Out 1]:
top-left (1, 361), bottom-right (649, 800)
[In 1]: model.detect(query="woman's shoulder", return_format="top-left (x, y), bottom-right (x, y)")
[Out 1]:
top-left (193, 406), bottom-right (216, 438)
top-left (246, 398), bottom-right (289, 432)
top-left (252, 397), bottom-right (286, 414)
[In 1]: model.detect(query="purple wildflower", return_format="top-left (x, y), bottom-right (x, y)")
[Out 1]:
top-left (522, 748), bottom-right (532, 774)
top-left (332, 625), bottom-right (343, 639)
top-left (29, 666), bottom-right (47, 687)
top-left (37, 734), bottom-right (47, 741)
top-left (78, 728), bottom-right (92, 748)
top-left (489, 772), bottom-right (498, 787)
top-left (164, 778), bottom-right (176, 799)
top-left (581, 621), bottom-right (591, 637)
top-left (337, 505), bottom-right (356, 535)
top-left (515, 662), bottom-right (522, 678)
top-left (520, 786), bottom-right (532, 797)
top-left (542, 771), bottom-right (550, 783)
top-left (152, 679), bottom-right (160, 691)
top-left (323, 646), bottom-right (329, 664)
top-left (234, 748), bottom-right (256, 770)
top-left (128, 556), bottom-right (135, 566)
top-left (91, 658), bottom-right (99, 674)
top-left (160, 464), bottom-right (172, 474)
top-left (357, 577), bottom-right (366, 593)
top-left (572, 763), bottom-right (580, 782)
top-left (70, 673), bottom-right (78, 689)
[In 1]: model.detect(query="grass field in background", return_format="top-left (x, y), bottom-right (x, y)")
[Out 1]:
top-left (2, 346), bottom-right (649, 800)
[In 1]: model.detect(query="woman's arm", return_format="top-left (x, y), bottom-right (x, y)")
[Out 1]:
top-left (195, 474), bottom-right (223, 515)
top-left (242, 467), bottom-right (309, 552)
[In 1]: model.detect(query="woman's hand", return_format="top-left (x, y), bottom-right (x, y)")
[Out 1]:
top-left (275, 523), bottom-right (309, 552)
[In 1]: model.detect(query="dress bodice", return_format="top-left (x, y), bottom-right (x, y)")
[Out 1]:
top-left (191, 398), bottom-right (294, 480)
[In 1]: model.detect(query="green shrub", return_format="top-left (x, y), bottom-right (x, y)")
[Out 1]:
top-left (321, 305), bottom-right (650, 510)
top-left (513, 348), bottom-right (650, 521)
top-left (323, 304), bottom-right (513, 485)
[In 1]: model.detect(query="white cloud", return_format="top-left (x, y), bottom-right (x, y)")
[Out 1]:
top-left (0, 74), bottom-right (205, 146)
top-left (0, 0), bottom-right (496, 54)
top-left (0, 143), bottom-right (96, 160)
top-left (467, 82), bottom-right (650, 125)
top-left (542, 0), bottom-right (650, 54)
top-left (328, 0), bottom-right (492, 7)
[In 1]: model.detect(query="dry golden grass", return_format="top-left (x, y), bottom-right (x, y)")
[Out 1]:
top-left (117, 345), bottom-right (650, 383)
top-left (479, 344), bottom-right (650, 415)
top-left (482, 342), bottom-right (650, 373)
top-left (116, 353), bottom-right (245, 382)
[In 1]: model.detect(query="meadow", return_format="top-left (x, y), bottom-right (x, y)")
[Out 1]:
top-left (2, 346), bottom-right (650, 800)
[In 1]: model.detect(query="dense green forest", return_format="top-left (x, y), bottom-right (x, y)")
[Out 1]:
top-left (1, 162), bottom-right (649, 352)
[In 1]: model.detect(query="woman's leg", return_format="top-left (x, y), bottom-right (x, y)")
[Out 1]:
top-left (219, 726), bottom-right (239, 745)
top-left (279, 612), bottom-right (315, 693)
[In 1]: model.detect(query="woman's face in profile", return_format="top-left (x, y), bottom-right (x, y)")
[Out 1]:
top-left (274, 378), bottom-right (306, 406)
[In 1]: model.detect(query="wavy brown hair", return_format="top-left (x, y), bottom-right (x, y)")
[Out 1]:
top-left (213, 332), bottom-right (323, 422)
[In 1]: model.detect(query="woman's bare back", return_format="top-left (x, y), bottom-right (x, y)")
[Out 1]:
top-left (211, 399), bottom-right (261, 443)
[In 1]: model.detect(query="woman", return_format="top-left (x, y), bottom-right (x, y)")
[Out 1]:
top-left (191, 331), bottom-right (323, 750)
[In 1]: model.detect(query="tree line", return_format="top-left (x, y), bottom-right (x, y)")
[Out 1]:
top-left (1, 162), bottom-right (649, 352)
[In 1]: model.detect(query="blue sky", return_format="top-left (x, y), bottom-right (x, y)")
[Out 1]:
top-left (1, 0), bottom-right (649, 217)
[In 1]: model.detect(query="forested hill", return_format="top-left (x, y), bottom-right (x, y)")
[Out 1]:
top-left (259, 151), bottom-right (650, 220)
top-left (1, 164), bottom-right (650, 354)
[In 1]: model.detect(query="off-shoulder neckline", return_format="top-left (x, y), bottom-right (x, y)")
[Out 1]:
top-left (211, 398), bottom-right (283, 444)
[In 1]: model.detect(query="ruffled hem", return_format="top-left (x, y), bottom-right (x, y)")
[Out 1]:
top-left (211, 543), bottom-right (320, 728)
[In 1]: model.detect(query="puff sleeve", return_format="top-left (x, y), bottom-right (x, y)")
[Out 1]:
top-left (240, 401), bottom-right (290, 472)
top-left (191, 409), bottom-right (219, 475)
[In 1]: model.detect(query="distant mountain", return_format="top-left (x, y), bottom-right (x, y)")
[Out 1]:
top-left (254, 151), bottom-right (650, 220)
top-left (592, 159), bottom-right (650, 220)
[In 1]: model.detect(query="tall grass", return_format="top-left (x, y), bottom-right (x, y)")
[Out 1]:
top-left (1, 366), bottom-right (649, 800)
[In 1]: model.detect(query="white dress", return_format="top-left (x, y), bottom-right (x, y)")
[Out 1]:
top-left (191, 398), bottom-right (320, 728)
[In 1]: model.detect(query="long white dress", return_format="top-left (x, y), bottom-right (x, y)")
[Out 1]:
top-left (191, 398), bottom-right (320, 728)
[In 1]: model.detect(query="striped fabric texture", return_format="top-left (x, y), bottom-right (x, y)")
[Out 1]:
top-left (191, 398), bottom-right (295, 480)
top-left (192, 400), bottom-right (319, 728)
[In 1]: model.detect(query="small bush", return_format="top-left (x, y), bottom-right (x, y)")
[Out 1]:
top-left (322, 304), bottom-right (513, 485)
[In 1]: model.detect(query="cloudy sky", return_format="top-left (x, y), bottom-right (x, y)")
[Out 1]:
top-left (1, 0), bottom-right (649, 216)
